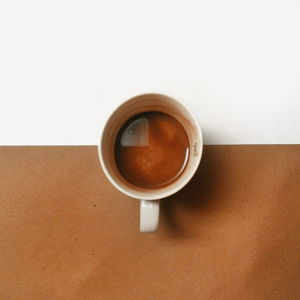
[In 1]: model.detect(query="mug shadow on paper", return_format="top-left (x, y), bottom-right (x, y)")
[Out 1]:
top-left (160, 145), bottom-right (223, 238)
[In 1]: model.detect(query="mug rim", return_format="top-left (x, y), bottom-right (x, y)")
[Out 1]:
top-left (98, 93), bottom-right (203, 201)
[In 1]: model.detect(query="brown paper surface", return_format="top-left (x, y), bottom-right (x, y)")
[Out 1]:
top-left (0, 145), bottom-right (299, 299)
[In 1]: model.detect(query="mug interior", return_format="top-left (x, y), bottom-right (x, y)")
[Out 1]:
top-left (98, 93), bottom-right (203, 200)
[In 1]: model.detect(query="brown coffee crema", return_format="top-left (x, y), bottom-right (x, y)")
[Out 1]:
top-left (114, 111), bottom-right (189, 189)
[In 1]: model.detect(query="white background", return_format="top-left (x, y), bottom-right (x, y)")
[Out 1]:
top-left (0, 0), bottom-right (299, 145)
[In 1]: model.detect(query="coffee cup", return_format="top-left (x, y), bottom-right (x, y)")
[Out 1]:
top-left (98, 93), bottom-right (203, 233)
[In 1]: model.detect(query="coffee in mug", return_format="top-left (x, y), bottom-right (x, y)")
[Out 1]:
top-left (114, 111), bottom-right (189, 189)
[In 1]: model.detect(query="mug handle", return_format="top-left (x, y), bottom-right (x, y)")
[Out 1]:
top-left (140, 200), bottom-right (160, 233)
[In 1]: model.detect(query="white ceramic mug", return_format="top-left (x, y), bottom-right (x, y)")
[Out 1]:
top-left (98, 93), bottom-right (203, 233)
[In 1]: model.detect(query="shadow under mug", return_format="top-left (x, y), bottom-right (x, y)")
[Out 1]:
top-left (98, 93), bottom-right (203, 233)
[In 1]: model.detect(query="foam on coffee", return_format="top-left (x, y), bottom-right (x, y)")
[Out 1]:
top-left (114, 111), bottom-right (189, 189)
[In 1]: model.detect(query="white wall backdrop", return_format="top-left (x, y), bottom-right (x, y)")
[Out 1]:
top-left (0, 0), bottom-right (299, 145)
